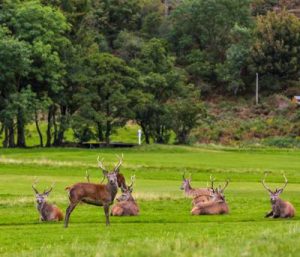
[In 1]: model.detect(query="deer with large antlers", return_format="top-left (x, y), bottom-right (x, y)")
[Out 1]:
top-left (191, 179), bottom-right (229, 215)
top-left (262, 173), bottom-right (295, 218)
top-left (111, 175), bottom-right (139, 216)
top-left (180, 173), bottom-right (214, 204)
top-left (64, 155), bottom-right (123, 227)
top-left (32, 181), bottom-right (63, 221)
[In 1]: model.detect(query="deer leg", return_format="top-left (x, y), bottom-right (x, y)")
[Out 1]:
top-left (64, 203), bottom-right (77, 228)
top-left (103, 205), bottom-right (110, 226)
top-left (265, 210), bottom-right (273, 218)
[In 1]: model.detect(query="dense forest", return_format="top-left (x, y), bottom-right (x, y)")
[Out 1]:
top-left (0, 0), bottom-right (300, 147)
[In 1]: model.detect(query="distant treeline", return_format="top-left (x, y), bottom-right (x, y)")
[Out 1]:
top-left (0, 0), bottom-right (300, 147)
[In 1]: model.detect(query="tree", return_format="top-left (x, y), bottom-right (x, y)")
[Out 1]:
top-left (168, 86), bottom-right (205, 144)
top-left (250, 10), bottom-right (300, 91)
top-left (216, 24), bottom-right (253, 94)
top-left (74, 52), bottom-right (140, 144)
top-left (0, 26), bottom-right (31, 147)
top-left (169, 0), bottom-right (253, 92)
top-left (0, 0), bottom-right (70, 147)
top-left (132, 38), bottom-right (195, 144)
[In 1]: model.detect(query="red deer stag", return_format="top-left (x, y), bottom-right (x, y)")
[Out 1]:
top-left (111, 175), bottom-right (139, 216)
top-left (180, 173), bottom-right (213, 204)
top-left (262, 173), bottom-right (295, 218)
top-left (64, 155), bottom-right (123, 227)
top-left (191, 179), bottom-right (229, 215)
top-left (32, 181), bottom-right (63, 221)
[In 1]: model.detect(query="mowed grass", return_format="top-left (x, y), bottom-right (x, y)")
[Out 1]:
top-left (0, 145), bottom-right (299, 257)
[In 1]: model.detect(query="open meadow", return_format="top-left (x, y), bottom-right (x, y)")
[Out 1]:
top-left (0, 145), bottom-right (299, 257)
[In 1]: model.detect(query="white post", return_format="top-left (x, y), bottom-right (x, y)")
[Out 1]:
top-left (256, 73), bottom-right (259, 105)
top-left (137, 129), bottom-right (142, 145)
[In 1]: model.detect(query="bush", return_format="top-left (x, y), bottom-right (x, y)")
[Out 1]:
top-left (262, 137), bottom-right (300, 148)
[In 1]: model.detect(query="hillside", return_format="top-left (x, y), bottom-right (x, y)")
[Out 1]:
top-left (194, 95), bottom-right (300, 147)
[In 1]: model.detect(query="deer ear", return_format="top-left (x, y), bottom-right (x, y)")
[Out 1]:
top-left (102, 170), bottom-right (108, 177)
top-left (277, 188), bottom-right (283, 194)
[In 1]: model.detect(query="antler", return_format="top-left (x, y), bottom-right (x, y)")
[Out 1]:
top-left (128, 175), bottom-right (135, 188)
top-left (220, 179), bottom-right (229, 192)
top-left (262, 172), bottom-right (273, 193)
top-left (209, 175), bottom-right (215, 190)
top-left (32, 177), bottom-right (39, 194)
top-left (97, 156), bottom-right (109, 174)
top-left (113, 153), bottom-right (123, 172)
top-left (277, 173), bottom-right (288, 192)
top-left (86, 170), bottom-right (90, 183)
top-left (44, 182), bottom-right (55, 195)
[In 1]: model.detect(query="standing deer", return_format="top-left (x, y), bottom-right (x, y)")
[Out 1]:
top-left (64, 155), bottom-right (123, 227)
top-left (191, 180), bottom-right (229, 215)
top-left (180, 173), bottom-right (213, 204)
top-left (32, 181), bottom-right (63, 221)
top-left (262, 173), bottom-right (295, 218)
top-left (111, 175), bottom-right (139, 216)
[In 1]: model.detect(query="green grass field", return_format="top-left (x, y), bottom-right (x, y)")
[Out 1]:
top-left (0, 145), bottom-right (299, 257)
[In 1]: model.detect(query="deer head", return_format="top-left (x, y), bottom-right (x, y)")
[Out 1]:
top-left (97, 154), bottom-right (123, 186)
top-left (211, 179), bottom-right (229, 202)
top-left (180, 172), bottom-right (191, 190)
top-left (262, 173), bottom-right (288, 203)
top-left (32, 179), bottom-right (55, 204)
top-left (117, 175), bottom-right (135, 202)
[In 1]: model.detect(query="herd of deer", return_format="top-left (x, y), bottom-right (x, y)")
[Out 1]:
top-left (31, 155), bottom-right (296, 226)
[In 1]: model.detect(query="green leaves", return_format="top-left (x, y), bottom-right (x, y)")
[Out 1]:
top-left (250, 10), bottom-right (300, 90)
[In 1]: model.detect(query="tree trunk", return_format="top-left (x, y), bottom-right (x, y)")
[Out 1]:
top-left (3, 126), bottom-right (8, 148)
top-left (105, 101), bottom-right (111, 145)
top-left (46, 106), bottom-right (53, 147)
top-left (105, 120), bottom-right (111, 145)
top-left (16, 109), bottom-right (26, 147)
top-left (53, 106), bottom-right (67, 146)
top-left (97, 122), bottom-right (104, 142)
top-left (8, 122), bottom-right (15, 148)
top-left (141, 123), bottom-right (150, 144)
top-left (35, 110), bottom-right (43, 147)
top-left (53, 107), bottom-right (58, 145)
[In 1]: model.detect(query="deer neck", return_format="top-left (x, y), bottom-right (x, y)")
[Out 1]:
top-left (271, 197), bottom-right (283, 205)
top-left (185, 183), bottom-right (193, 195)
top-left (37, 201), bottom-right (48, 213)
top-left (106, 182), bottom-right (118, 201)
top-left (128, 195), bottom-right (135, 202)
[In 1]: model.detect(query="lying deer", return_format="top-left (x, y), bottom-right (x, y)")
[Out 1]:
top-left (32, 181), bottom-right (63, 221)
top-left (180, 173), bottom-right (213, 204)
top-left (64, 155), bottom-right (123, 227)
top-left (262, 173), bottom-right (295, 218)
top-left (111, 175), bottom-right (139, 216)
top-left (191, 180), bottom-right (229, 215)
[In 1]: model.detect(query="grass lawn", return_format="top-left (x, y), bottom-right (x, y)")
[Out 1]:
top-left (0, 145), bottom-right (299, 257)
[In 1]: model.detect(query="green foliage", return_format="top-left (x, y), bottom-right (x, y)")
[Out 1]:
top-left (250, 10), bottom-right (300, 91)
top-left (168, 89), bottom-right (205, 144)
top-left (114, 31), bottom-right (144, 62)
top-left (170, 0), bottom-right (253, 92)
top-left (263, 136), bottom-right (300, 148)
top-left (74, 52), bottom-right (140, 143)
top-left (216, 25), bottom-right (253, 94)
